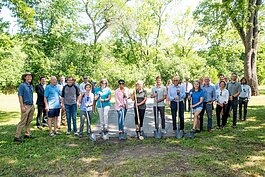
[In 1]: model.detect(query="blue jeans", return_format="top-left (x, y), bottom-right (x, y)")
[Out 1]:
top-left (117, 109), bottom-right (127, 131)
top-left (65, 104), bottom-right (77, 133)
top-left (199, 102), bottom-right (213, 130)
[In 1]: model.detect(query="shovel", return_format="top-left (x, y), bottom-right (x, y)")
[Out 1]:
top-left (119, 108), bottom-right (127, 140)
top-left (185, 95), bottom-right (195, 138)
top-left (175, 101), bottom-right (183, 139)
top-left (134, 91), bottom-right (144, 140)
top-left (86, 110), bottom-right (97, 142)
top-left (154, 91), bottom-right (162, 139)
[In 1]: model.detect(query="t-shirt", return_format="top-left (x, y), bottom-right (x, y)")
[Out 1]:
top-left (95, 87), bottom-right (111, 108)
top-left (189, 89), bottom-right (204, 109)
top-left (151, 85), bottom-right (167, 107)
top-left (62, 84), bottom-right (80, 105)
top-left (227, 81), bottom-right (241, 97)
top-left (18, 82), bottom-right (34, 105)
top-left (44, 84), bottom-right (61, 109)
top-left (134, 89), bottom-right (147, 110)
top-left (80, 92), bottom-right (94, 111)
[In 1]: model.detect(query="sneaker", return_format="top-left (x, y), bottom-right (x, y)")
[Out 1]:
top-left (24, 135), bottom-right (35, 139)
top-left (74, 132), bottom-right (79, 136)
top-left (208, 129), bottom-right (213, 133)
top-left (79, 134), bottom-right (83, 138)
top-left (161, 129), bottom-right (167, 134)
top-left (49, 132), bottom-right (55, 137)
top-left (66, 132), bottom-right (71, 135)
top-left (37, 126), bottom-right (43, 130)
top-left (216, 126), bottom-right (220, 129)
top-left (14, 137), bottom-right (24, 143)
top-left (42, 123), bottom-right (48, 127)
top-left (55, 131), bottom-right (61, 135)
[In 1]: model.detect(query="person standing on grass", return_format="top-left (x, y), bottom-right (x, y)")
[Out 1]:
top-left (151, 76), bottom-right (167, 134)
top-left (35, 76), bottom-right (47, 130)
top-left (199, 76), bottom-right (216, 133)
top-left (226, 73), bottom-right (241, 128)
top-left (184, 77), bottom-right (193, 112)
top-left (115, 79), bottom-right (130, 135)
top-left (94, 79), bottom-right (111, 132)
top-left (132, 80), bottom-right (147, 135)
top-left (62, 77), bottom-right (80, 136)
top-left (188, 80), bottom-right (204, 132)
top-left (78, 83), bottom-right (94, 138)
top-left (57, 76), bottom-right (67, 128)
top-left (239, 77), bottom-right (251, 121)
top-left (168, 76), bottom-right (186, 132)
top-left (14, 72), bottom-right (35, 143)
top-left (215, 81), bottom-right (229, 129)
top-left (79, 76), bottom-right (89, 93)
top-left (44, 76), bottom-right (61, 137)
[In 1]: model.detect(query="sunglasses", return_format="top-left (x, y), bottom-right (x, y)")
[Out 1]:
top-left (119, 83), bottom-right (124, 85)
top-left (220, 91), bottom-right (222, 96)
top-left (173, 80), bottom-right (179, 81)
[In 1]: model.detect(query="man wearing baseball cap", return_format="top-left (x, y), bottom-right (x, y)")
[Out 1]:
top-left (14, 72), bottom-right (35, 143)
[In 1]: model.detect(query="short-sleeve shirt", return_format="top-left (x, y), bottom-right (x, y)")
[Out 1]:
top-left (80, 93), bottom-right (94, 111)
top-left (18, 82), bottom-right (34, 105)
top-left (95, 87), bottom-right (111, 108)
top-left (44, 84), bottom-right (61, 109)
top-left (189, 89), bottom-right (204, 109)
top-left (151, 85), bottom-right (167, 107)
top-left (134, 89), bottom-right (147, 110)
top-left (227, 82), bottom-right (241, 97)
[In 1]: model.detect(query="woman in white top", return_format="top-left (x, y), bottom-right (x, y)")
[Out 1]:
top-left (239, 77), bottom-right (251, 121)
top-left (215, 81), bottom-right (229, 129)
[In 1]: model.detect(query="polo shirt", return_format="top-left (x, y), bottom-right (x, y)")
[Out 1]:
top-left (151, 85), bottom-right (167, 107)
top-left (227, 81), bottom-right (241, 97)
top-left (167, 84), bottom-right (186, 102)
top-left (201, 84), bottom-right (216, 102)
top-left (134, 89), bottom-right (147, 110)
top-left (18, 82), bottom-right (34, 105)
top-left (189, 89), bottom-right (204, 109)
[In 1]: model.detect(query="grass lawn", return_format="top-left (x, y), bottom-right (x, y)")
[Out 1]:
top-left (0, 91), bottom-right (265, 176)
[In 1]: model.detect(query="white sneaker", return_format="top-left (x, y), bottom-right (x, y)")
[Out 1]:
top-left (161, 129), bottom-right (167, 134)
top-left (66, 132), bottom-right (71, 135)
top-left (49, 132), bottom-right (55, 137)
top-left (74, 132), bottom-right (79, 136)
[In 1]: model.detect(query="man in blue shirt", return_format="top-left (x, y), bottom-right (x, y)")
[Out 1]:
top-left (14, 72), bottom-right (35, 143)
top-left (168, 76), bottom-right (186, 131)
top-left (44, 76), bottom-right (61, 137)
top-left (199, 76), bottom-right (216, 132)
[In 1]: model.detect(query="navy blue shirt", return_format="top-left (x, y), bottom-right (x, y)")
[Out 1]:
top-left (18, 82), bottom-right (34, 105)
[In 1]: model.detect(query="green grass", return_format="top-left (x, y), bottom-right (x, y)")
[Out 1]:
top-left (0, 92), bottom-right (265, 176)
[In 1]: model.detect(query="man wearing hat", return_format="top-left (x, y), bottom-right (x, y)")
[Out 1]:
top-left (14, 72), bottom-right (35, 143)
top-left (79, 76), bottom-right (89, 93)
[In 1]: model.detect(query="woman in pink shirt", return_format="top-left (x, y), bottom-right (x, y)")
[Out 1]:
top-left (115, 80), bottom-right (130, 134)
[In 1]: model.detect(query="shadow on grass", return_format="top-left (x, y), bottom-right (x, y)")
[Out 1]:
top-left (0, 111), bottom-right (20, 123)
top-left (0, 105), bottom-right (264, 176)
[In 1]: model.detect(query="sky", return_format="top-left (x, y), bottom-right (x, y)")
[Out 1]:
top-left (0, 0), bottom-right (201, 34)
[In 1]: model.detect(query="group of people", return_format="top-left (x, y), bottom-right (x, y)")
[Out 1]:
top-left (14, 72), bottom-right (251, 142)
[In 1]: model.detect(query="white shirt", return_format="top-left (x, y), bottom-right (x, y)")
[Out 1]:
top-left (216, 88), bottom-right (229, 104)
top-left (184, 82), bottom-right (193, 93)
top-left (239, 84), bottom-right (251, 99)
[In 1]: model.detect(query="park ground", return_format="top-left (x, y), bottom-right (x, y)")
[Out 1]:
top-left (0, 87), bottom-right (265, 177)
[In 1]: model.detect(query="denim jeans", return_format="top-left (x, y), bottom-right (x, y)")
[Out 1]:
top-left (65, 104), bottom-right (77, 133)
top-left (227, 99), bottom-right (238, 126)
top-left (199, 102), bottom-right (213, 130)
top-left (117, 109), bottom-right (127, 131)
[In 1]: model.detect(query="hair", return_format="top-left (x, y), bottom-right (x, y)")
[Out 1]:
top-left (67, 77), bottom-right (73, 80)
top-left (172, 76), bottom-right (180, 81)
top-left (137, 80), bottom-right (144, 85)
top-left (39, 76), bottom-right (45, 81)
top-left (192, 80), bottom-right (202, 92)
top-left (219, 80), bottom-right (226, 87)
top-left (85, 83), bottom-right (91, 89)
top-left (240, 77), bottom-right (247, 84)
top-left (100, 79), bottom-right (108, 87)
top-left (218, 73), bottom-right (224, 77)
top-left (50, 76), bottom-right (57, 80)
top-left (167, 79), bottom-right (172, 85)
top-left (231, 72), bottom-right (237, 77)
top-left (156, 76), bottom-right (161, 80)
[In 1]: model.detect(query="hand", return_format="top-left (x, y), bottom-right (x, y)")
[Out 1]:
top-left (45, 106), bottom-right (49, 113)
top-left (190, 105), bottom-right (194, 109)
top-left (174, 96), bottom-right (179, 100)
top-left (78, 103), bottom-right (81, 108)
top-left (136, 103), bottom-right (141, 107)
top-left (229, 96), bottom-right (233, 101)
top-left (21, 105), bottom-right (26, 113)
top-left (156, 99), bottom-right (160, 103)
top-left (100, 99), bottom-right (104, 102)
top-left (207, 101), bottom-right (212, 105)
top-left (61, 104), bottom-right (65, 110)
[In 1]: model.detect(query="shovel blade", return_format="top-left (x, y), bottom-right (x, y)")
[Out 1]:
top-left (175, 130), bottom-right (183, 139)
top-left (185, 132), bottom-right (195, 139)
top-left (89, 133), bottom-right (97, 142)
top-left (119, 132), bottom-right (127, 140)
top-left (154, 130), bottom-right (162, 139)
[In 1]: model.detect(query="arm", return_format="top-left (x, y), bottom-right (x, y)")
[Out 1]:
top-left (224, 90), bottom-right (229, 103)
top-left (248, 86), bottom-right (251, 99)
top-left (212, 87), bottom-right (217, 101)
top-left (18, 96), bottom-right (26, 113)
top-left (44, 96), bottom-right (49, 112)
top-left (36, 85), bottom-right (44, 97)
top-left (192, 97), bottom-right (204, 108)
top-left (78, 93), bottom-right (84, 107)
top-left (167, 87), bottom-right (175, 101)
top-left (233, 84), bottom-right (241, 98)
top-left (115, 90), bottom-right (123, 107)
top-left (180, 85), bottom-right (186, 100)
top-left (150, 87), bottom-right (156, 98)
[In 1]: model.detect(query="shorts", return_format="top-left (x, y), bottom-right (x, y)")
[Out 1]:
top-left (48, 108), bottom-right (60, 118)
top-left (192, 107), bottom-right (202, 113)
